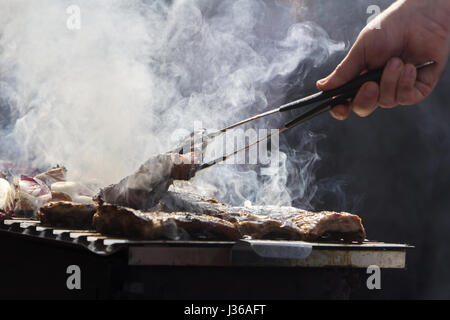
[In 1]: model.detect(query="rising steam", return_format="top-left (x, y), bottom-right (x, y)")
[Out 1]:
top-left (0, 0), bottom-right (343, 207)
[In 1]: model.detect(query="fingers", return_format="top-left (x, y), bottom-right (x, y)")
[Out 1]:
top-left (377, 59), bottom-right (426, 108)
top-left (378, 58), bottom-right (423, 108)
top-left (330, 81), bottom-right (379, 120)
top-left (351, 81), bottom-right (379, 117)
top-left (329, 58), bottom-right (433, 120)
top-left (379, 57), bottom-right (404, 108)
top-left (324, 55), bottom-right (442, 120)
top-left (415, 61), bottom-right (442, 98)
top-left (397, 63), bottom-right (421, 105)
top-left (330, 104), bottom-right (351, 120)
top-left (317, 38), bottom-right (366, 91)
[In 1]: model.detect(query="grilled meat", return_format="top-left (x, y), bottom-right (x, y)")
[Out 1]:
top-left (92, 202), bottom-right (240, 240)
top-left (158, 192), bottom-right (366, 242)
top-left (37, 201), bottom-right (97, 229)
top-left (156, 192), bottom-right (301, 239)
top-left (50, 191), bottom-right (72, 202)
top-left (162, 212), bottom-right (241, 240)
top-left (241, 206), bottom-right (366, 242)
top-left (282, 210), bottom-right (366, 242)
top-left (157, 191), bottom-right (241, 221)
top-left (92, 203), bottom-right (179, 240)
top-left (34, 188), bottom-right (365, 243)
top-left (235, 219), bottom-right (302, 240)
top-left (98, 153), bottom-right (198, 210)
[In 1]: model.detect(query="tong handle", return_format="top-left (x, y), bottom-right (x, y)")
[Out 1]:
top-left (279, 61), bottom-right (435, 113)
top-left (282, 92), bottom-right (354, 130)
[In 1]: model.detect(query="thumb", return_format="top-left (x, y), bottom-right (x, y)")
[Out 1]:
top-left (317, 40), bottom-right (366, 91)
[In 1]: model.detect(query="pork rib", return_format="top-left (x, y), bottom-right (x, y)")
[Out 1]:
top-left (158, 192), bottom-right (366, 242)
top-left (92, 202), bottom-right (240, 240)
top-left (98, 153), bottom-right (198, 210)
top-left (36, 201), bottom-right (97, 229)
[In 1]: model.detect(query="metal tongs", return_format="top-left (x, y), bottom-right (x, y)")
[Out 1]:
top-left (176, 61), bottom-right (435, 171)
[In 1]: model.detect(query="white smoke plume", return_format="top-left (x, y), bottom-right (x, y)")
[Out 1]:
top-left (0, 0), bottom-right (343, 206)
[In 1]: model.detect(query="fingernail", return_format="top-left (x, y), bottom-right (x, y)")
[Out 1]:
top-left (331, 108), bottom-right (346, 120)
top-left (405, 66), bottom-right (415, 78)
top-left (317, 78), bottom-right (326, 85)
top-left (332, 112), bottom-right (345, 120)
top-left (365, 83), bottom-right (378, 98)
top-left (389, 58), bottom-right (401, 70)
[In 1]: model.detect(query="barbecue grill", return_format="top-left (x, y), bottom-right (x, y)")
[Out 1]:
top-left (0, 217), bottom-right (411, 299)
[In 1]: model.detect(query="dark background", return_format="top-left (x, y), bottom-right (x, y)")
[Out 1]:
top-left (283, 0), bottom-right (450, 299)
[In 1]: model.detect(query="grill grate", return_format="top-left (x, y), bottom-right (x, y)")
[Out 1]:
top-left (0, 217), bottom-right (412, 268)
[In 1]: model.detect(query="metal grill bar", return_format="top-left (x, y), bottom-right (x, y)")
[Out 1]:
top-left (0, 218), bottom-right (412, 268)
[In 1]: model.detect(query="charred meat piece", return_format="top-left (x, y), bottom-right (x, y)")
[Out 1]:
top-left (231, 209), bottom-right (366, 243)
top-left (157, 191), bottom-right (242, 221)
top-left (158, 192), bottom-right (301, 239)
top-left (51, 191), bottom-right (73, 202)
top-left (235, 206), bottom-right (366, 242)
top-left (36, 201), bottom-right (97, 229)
top-left (236, 219), bottom-right (302, 240)
top-left (161, 212), bottom-right (241, 240)
top-left (158, 192), bottom-right (366, 243)
top-left (246, 206), bottom-right (366, 242)
top-left (93, 203), bottom-right (179, 240)
top-left (283, 211), bottom-right (366, 243)
top-left (93, 202), bottom-right (240, 240)
top-left (98, 153), bottom-right (198, 210)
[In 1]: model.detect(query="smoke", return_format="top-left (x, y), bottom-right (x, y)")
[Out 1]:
top-left (0, 0), bottom-right (343, 206)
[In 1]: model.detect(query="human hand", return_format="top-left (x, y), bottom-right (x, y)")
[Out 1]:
top-left (317, 0), bottom-right (450, 120)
